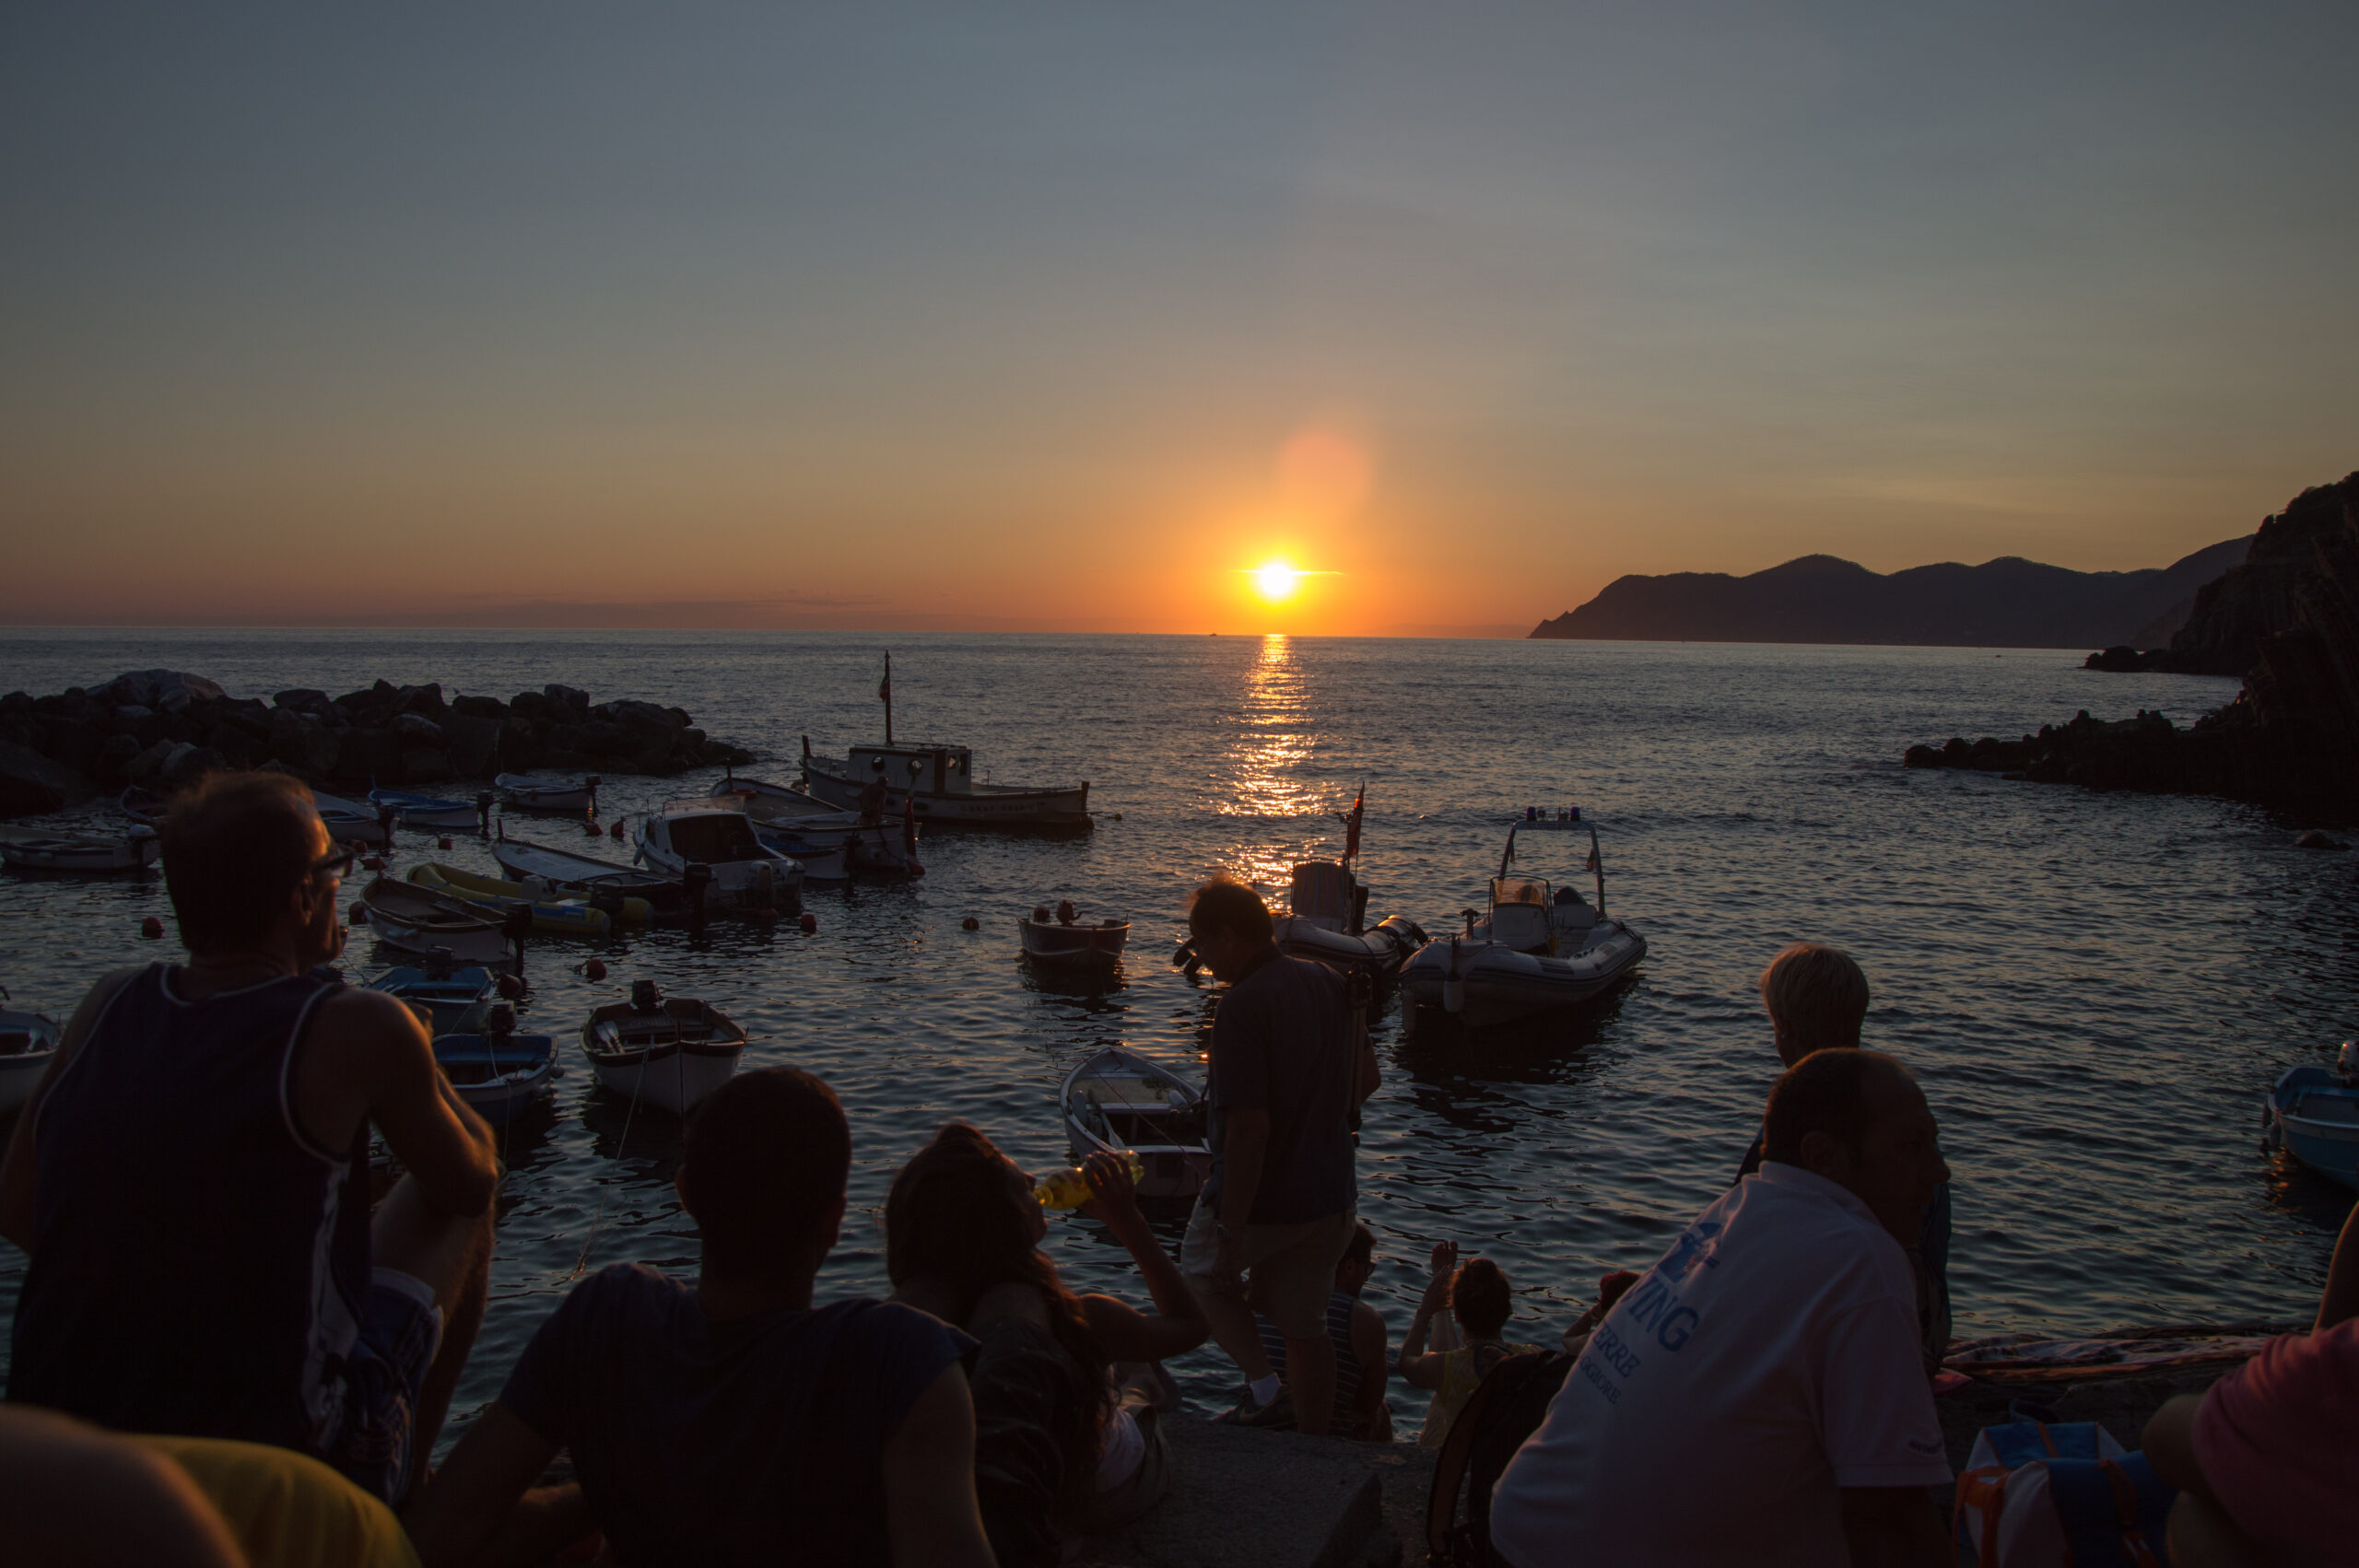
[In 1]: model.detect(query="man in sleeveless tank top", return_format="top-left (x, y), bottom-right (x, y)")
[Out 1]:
top-left (1, 771), bottom-right (503, 1507)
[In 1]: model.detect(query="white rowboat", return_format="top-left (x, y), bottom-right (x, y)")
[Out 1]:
top-left (1059, 1047), bottom-right (1210, 1202)
top-left (580, 987), bottom-right (746, 1116)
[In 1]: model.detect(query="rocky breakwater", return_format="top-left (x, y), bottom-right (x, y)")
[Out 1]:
top-left (1909, 471), bottom-right (2359, 823)
top-left (0, 669), bottom-right (757, 818)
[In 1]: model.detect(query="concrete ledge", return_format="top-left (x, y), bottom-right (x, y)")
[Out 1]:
top-left (1075, 1417), bottom-right (1438, 1568)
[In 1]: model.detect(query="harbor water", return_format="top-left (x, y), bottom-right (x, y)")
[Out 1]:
top-left (1, 628), bottom-right (2353, 1437)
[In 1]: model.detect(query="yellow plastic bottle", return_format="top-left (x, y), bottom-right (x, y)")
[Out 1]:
top-left (1034, 1152), bottom-right (1146, 1210)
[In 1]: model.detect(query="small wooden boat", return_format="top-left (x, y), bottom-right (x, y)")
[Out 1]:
top-left (1020, 902), bottom-right (1130, 968)
top-left (358, 876), bottom-right (514, 967)
top-left (708, 775), bottom-right (921, 881)
top-left (491, 832), bottom-right (685, 921)
top-left (2265, 1056), bottom-right (2359, 1189)
top-left (1399, 811), bottom-right (1647, 1026)
top-left (497, 774), bottom-right (599, 813)
top-left (0, 825), bottom-right (161, 874)
top-left (311, 791), bottom-right (390, 846)
top-left (407, 862), bottom-right (618, 939)
top-left (1059, 1046), bottom-right (1210, 1202)
top-left (0, 989), bottom-right (62, 1116)
top-left (580, 982), bottom-right (746, 1115)
top-left (432, 1007), bottom-right (556, 1125)
top-left (366, 963), bottom-right (497, 1036)
top-left (369, 789), bottom-right (487, 832)
top-left (633, 800), bottom-right (804, 910)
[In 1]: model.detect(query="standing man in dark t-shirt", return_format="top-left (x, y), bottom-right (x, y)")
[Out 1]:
top-left (407, 1069), bottom-right (992, 1568)
top-left (1180, 877), bottom-right (1378, 1436)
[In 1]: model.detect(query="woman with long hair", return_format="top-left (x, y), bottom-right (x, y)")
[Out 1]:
top-left (886, 1123), bottom-right (1208, 1539)
top-left (1399, 1242), bottom-right (1541, 1448)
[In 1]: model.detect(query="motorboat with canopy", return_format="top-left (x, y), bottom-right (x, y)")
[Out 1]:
top-left (707, 774), bottom-right (921, 880)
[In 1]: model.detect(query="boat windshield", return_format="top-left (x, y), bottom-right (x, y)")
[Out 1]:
top-left (1492, 877), bottom-right (1550, 907)
top-left (668, 814), bottom-right (765, 862)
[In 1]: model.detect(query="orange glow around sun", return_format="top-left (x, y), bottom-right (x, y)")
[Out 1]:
top-left (1255, 561), bottom-right (1302, 601)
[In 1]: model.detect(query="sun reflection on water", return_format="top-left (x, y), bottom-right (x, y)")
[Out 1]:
top-left (1208, 634), bottom-right (1345, 892)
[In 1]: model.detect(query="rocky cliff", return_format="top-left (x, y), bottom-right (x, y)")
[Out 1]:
top-left (1915, 472), bottom-right (2359, 820)
top-left (1532, 536), bottom-right (2249, 648)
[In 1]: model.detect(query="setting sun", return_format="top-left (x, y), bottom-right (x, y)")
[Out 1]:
top-left (1255, 562), bottom-right (1301, 601)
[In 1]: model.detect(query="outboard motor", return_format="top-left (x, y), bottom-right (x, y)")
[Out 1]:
top-left (475, 791), bottom-right (496, 833)
top-left (424, 947), bottom-right (454, 981)
top-left (682, 862), bottom-right (713, 925)
top-left (630, 978), bottom-right (664, 1015)
top-left (483, 1002), bottom-right (516, 1042)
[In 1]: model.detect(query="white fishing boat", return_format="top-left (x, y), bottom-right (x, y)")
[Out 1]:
top-left (1267, 860), bottom-right (1427, 985)
top-left (432, 1008), bottom-right (557, 1126)
top-left (1019, 902), bottom-right (1131, 969)
top-left (491, 831), bottom-right (693, 920)
top-left (311, 791), bottom-right (391, 846)
top-left (0, 825), bottom-right (160, 874)
top-left (797, 657), bottom-right (1088, 834)
top-left (357, 876), bottom-right (515, 967)
top-left (633, 800), bottom-right (804, 910)
top-left (2263, 1050), bottom-right (2359, 1190)
top-left (707, 775), bottom-right (921, 880)
top-left (497, 774), bottom-right (599, 813)
top-left (580, 983), bottom-right (746, 1115)
top-left (0, 989), bottom-right (62, 1116)
top-left (1060, 1046), bottom-right (1211, 1202)
top-left (1400, 810), bottom-right (1648, 1026)
top-left (369, 789), bottom-right (488, 832)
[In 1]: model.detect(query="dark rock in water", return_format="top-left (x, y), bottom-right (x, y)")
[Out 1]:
top-left (91, 670), bottom-right (226, 712)
top-left (267, 708), bottom-right (341, 777)
top-left (94, 732), bottom-right (140, 785)
top-left (0, 742), bottom-right (93, 817)
top-left (450, 694), bottom-right (508, 720)
top-left (392, 712), bottom-right (445, 747)
top-left (498, 717), bottom-right (544, 772)
top-left (2295, 830), bottom-right (2348, 850)
top-left (2083, 645), bottom-right (2155, 673)
top-left (443, 712), bottom-right (499, 777)
top-left (396, 683), bottom-right (446, 719)
top-left (205, 723), bottom-right (255, 770)
top-left (160, 742), bottom-right (226, 791)
top-left (402, 748), bottom-right (453, 785)
top-left (543, 684), bottom-right (590, 715)
top-left (275, 688), bottom-right (334, 716)
top-left (49, 719), bottom-right (104, 776)
top-left (342, 728), bottom-right (403, 783)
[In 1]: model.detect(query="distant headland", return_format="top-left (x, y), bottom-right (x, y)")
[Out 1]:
top-left (1529, 536), bottom-right (2251, 649)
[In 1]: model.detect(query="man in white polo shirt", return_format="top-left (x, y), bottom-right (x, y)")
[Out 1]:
top-left (1490, 1049), bottom-right (1954, 1567)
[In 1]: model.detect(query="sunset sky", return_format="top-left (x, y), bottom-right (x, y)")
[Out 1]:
top-left (5, 6), bottom-right (2354, 635)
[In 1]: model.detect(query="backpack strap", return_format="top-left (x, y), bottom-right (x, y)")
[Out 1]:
top-left (2044, 1454), bottom-right (2173, 1568)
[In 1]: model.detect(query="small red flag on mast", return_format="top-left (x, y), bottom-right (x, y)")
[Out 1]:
top-left (1338, 782), bottom-right (1364, 861)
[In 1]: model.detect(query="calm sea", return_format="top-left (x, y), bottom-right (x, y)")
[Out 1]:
top-left (2, 628), bottom-right (2352, 1436)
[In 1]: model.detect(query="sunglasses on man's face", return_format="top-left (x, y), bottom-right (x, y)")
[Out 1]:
top-left (311, 848), bottom-right (357, 883)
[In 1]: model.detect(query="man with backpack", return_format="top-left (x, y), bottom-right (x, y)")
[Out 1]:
top-left (1487, 1049), bottom-right (1954, 1567)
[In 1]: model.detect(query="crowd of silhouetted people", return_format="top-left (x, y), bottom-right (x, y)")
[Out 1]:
top-left (3, 771), bottom-right (2351, 1567)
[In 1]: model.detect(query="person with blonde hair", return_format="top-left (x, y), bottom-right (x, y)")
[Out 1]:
top-left (1736, 942), bottom-right (1951, 1377)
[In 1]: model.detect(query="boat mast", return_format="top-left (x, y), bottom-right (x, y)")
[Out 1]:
top-left (880, 649), bottom-right (893, 745)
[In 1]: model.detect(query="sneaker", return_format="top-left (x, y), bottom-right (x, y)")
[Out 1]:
top-left (1215, 1385), bottom-right (1297, 1429)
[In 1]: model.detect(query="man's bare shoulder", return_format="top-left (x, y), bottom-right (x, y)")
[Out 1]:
top-left (311, 984), bottom-right (430, 1052)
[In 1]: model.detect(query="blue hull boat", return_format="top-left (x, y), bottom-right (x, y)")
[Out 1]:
top-left (2265, 1065), bottom-right (2359, 1189)
top-left (369, 966), bottom-right (497, 1036)
top-left (433, 1030), bottom-right (557, 1125)
top-left (369, 789), bottom-right (486, 832)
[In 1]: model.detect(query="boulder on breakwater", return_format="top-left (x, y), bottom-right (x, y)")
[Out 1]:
top-left (1916, 471), bottom-right (2359, 823)
top-left (0, 671), bottom-right (757, 818)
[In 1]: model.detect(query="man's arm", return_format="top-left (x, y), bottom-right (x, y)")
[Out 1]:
top-left (328, 990), bottom-right (500, 1217)
top-left (882, 1363), bottom-right (995, 1568)
top-left (2317, 1200), bottom-right (2358, 1332)
top-left (402, 1401), bottom-right (562, 1568)
top-left (1837, 1486), bottom-right (1948, 1568)
top-left (1215, 1107), bottom-right (1271, 1237)
top-left (0, 965), bottom-right (143, 1250)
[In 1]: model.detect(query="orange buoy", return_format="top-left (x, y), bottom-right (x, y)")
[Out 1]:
top-left (582, 958), bottom-right (608, 981)
top-left (438, 836), bottom-right (453, 851)
top-left (798, 912), bottom-right (818, 934)
top-left (609, 819), bottom-right (626, 839)
top-left (960, 916), bottom-right (979, 930)
top-left (362, 855), bottom-right (385, 872)
top-left (140, 916), bottom-right (165, 939)
top-left (496, 973), bottom-right (524, 1000)
top-left (349, 904), bottom-right (369, 924)
top-left (584, 820), bottom-right (602, 837)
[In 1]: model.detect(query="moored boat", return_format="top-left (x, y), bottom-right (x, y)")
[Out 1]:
top-left (490, 832), bottom-right (688, 921)
top-left (580, 982), bottom-right (746, 1115)
top-left (369, 789), bottom-right (489, 832)
top-left (707, 774), bottom-right (921, 880)
top-left (633, 800), bottom-right (804, 910)
top-left (367, 962), bottom-right (498, 1036)
top-left (803, 738), bottom-right (1092, 836)
top-left (1399, 810), bottom-right (1647, 1027)
top-left (1020, 902), bottom-right (1130, 968)
top-left (1267, 860), bottom-right (1426, 988)
top-left (2264, 1052), bottom-right (2359, 1189)
top-left (406, 861), bottom-right (618, 940)
top-left (311, 791), bottom-right (392, 846)
top-left (497, 774), bottom-right (599, 813)
top-left (0, 989), bottom-right (62, 1116)
top-left (1059, 1046), bottom-right (1210, 1202)
top-left (357, 876), bottom-right (515, 967)
top-left (0, 825), bottom-right (160, 874)
top-left (432, 1007), bottom-right (556, 1125)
